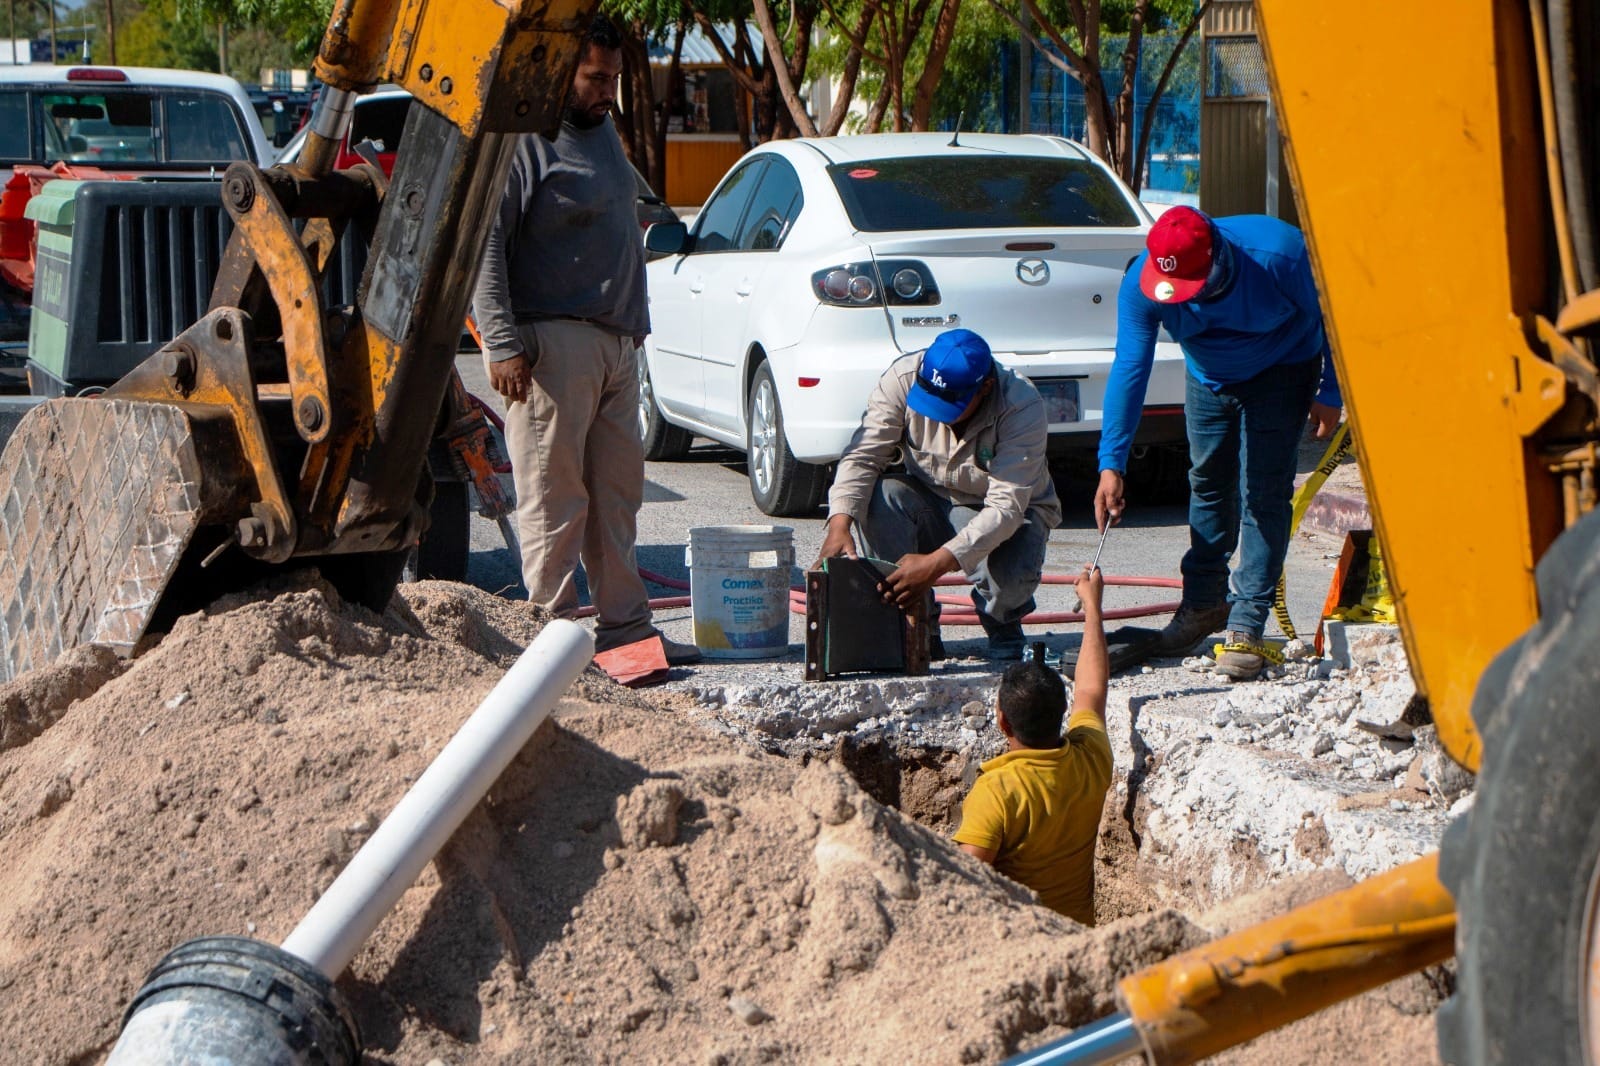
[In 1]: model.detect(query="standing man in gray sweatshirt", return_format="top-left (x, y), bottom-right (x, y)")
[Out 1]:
top-left (472, 15), bottom-right (700, 664)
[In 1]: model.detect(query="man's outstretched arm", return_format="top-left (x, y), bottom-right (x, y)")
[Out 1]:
top-left (1074, 566), bottom-right (1108, 719)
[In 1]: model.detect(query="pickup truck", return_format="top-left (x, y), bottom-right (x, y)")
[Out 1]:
top-left (0, 65), bottom-right (273, 343)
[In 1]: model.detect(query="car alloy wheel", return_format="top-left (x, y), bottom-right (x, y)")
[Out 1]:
top-left (637, 350), bottom-right (693, 461)
top-left (749, 374), bottom-right (780, 499)
top-left (637, 355), bottom-right (655, 442)
top-left (745, 360), bottom-right (829, 516)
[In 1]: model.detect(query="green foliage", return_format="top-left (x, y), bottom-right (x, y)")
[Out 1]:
top-left (930, 0), bottom-right (1015, 132)
top-left (178, 0), bottom-right (330, 58)
top-left (225, 24), bottom-right (301, 81)
top-left (113, 0), bottom-right (220, 69)
top-left (930, 0), bottom-right (1203, 154)
top-left (4, 0), bottom-right (59, 39)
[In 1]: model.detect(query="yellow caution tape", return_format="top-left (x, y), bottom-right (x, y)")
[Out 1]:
top-left (1211, 636), bottom-right (1288, 665)
top-left (1272, 423), bottom-right (1355, 642)
top-left (1328, 532), bottom-right (1397, 624)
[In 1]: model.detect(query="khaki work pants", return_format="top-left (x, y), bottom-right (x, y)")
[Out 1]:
top-left (500, 319), bottom-right (654, 650)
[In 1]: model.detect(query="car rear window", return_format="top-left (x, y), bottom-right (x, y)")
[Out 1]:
top-left (22, 88), bottom-right (250, 166)
top-left (827, 155), bottom-right (1139, 231)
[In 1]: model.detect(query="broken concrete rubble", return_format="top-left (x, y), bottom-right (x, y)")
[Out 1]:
top-left (665, 619), bottom-right (1469, 915)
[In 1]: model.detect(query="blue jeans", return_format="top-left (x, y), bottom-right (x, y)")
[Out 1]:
top-left (1182, 356), bottom-right (1320, 637)
top-left (860, 473), bottom-right (1051, 631)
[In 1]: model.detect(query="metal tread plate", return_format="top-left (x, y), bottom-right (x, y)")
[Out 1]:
top-left (0, 399), bottom-right (205, 682)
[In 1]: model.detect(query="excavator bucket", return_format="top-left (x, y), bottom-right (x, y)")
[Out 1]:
top-left (0, 0), bottom-right (599, 683)
top-left (0, 397), bottom-right (250, 683)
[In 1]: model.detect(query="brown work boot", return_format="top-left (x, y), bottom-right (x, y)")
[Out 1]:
top-left (1155, 601), bottom-right (1231, 655)
top-left (659, 637), bottom-right (703, 666)
top-left (1214, 631), bottom-right (1267, 682)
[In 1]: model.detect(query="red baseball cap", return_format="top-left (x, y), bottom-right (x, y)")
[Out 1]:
top-left (1140, 206), bottom-right (1213, 303)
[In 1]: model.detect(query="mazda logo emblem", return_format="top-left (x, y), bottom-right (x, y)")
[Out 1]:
top-left (1016, 258), bottom-right (1049, 285)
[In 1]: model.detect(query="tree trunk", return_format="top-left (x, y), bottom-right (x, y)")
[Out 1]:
top-left (1081, 75), bottom-right (1110, 158)
top-left (1112, 1), bottom-right (1149, 183)
top-left (615, 17), bottom-right (678, 195)
top-left (911, 0), bottom-right (962, 130)
top-left (751, 0), bottom-right (817, 135)
top-left (46, 0), bottom-right (56, 63)
top-left (865, 78), bottom-right (890, 133)
top-left (734, 75), bottom-right (752, 149)
top-left (102, 0), bottom-right (114, 63)
top-left (652, 22), bottom-right (686, 197)
top-left (823, 6), bottom-right (875, 135)
top-left (1133, 0), bottom-right (1211, 194)
top-left (217, 19), bottom-right (227, 75)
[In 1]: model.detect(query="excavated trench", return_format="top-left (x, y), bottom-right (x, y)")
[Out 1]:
top-left (821, 730), bottom-right (1171, 925)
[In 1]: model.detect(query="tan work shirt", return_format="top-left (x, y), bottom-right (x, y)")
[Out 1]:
top-left (827, 354), bottom-right (1062, 571)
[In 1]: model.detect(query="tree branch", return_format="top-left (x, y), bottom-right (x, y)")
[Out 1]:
top-left (751, 0), bottom-right (818, 135)
top-left (1133, 0), bottom-right (1211, 193)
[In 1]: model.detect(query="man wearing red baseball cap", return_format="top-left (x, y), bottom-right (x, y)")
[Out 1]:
top-left (1095, 206), bottom-right (1342, 681)
top-left (816, 329), bottom-right (1062, 660)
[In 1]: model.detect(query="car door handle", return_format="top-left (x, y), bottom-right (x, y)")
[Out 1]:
top-left (689, 278), bottom-right (705, 294)
top-left (735, 280), bottom-right (753, 297)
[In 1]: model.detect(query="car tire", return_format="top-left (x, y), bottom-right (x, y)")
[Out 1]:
top-left (746, 360), bottom-right (829, 517)
top-left (639, 353), bottom-right (693, 461)
top-left (1435, 507), bottom-right (1600, 1065)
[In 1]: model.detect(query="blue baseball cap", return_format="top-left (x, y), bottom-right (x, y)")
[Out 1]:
top-left (907, 329), bottom-right (994, 423)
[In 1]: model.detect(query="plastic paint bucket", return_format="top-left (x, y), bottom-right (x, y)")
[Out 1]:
top-left (686, 525), bottom-right (794, 659)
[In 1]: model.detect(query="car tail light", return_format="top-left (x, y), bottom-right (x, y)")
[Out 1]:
top-left (66, 67), bottom-right (128, 81)
top-left (811, 259), bottom-right (940, 308)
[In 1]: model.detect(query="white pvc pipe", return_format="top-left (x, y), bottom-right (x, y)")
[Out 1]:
top-left (280, 620), bottom-right (594, 978)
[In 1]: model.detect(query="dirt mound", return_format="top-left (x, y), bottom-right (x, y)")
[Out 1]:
top-left (0, 577), bottom-right (1206, 1064)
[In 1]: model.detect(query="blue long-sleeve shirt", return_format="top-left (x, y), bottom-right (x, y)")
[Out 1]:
top-left (1098, 214), bottom-right (1340, 473)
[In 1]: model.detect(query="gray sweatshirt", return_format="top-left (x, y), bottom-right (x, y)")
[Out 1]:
top-left (472, 119), bottom-right (649, 362)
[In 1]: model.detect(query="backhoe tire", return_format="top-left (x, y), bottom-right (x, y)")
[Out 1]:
top-left (417, 479), bottom-right (471, 582)
top-left (746, 360), bottom-right (829, 517)
top-left (1436, 507), bottom-right (1600, 1066)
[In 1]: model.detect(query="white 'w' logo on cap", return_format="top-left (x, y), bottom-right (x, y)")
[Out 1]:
top-left (1156, 255), bottom-right (1178, 272)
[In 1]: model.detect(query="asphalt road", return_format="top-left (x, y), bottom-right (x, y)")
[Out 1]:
top-left (454, 352), bottom-right (1348, 661)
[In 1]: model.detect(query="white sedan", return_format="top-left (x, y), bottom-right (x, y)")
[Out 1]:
top-left (639, 132), bottom-right (1186, 516)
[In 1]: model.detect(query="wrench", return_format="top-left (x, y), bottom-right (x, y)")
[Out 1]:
top-left (1072, 523), bottom-right (1111, 614)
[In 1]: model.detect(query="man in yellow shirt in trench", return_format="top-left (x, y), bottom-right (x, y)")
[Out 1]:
top-left (954, 566), bottom-right (1114, 925)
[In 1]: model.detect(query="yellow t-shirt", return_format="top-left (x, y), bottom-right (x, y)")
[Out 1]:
top-left (952, 710), bottom-right (1113, 925)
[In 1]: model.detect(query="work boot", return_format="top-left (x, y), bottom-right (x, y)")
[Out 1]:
top-left (596, 631), bottom-right (703, 666)
top-left (984, 621), bottom-right (1026, 661)
top-left (1214, 631), bottom-right (1266, 682)
top-left (659, 637), bottom-right (703, 666)
top-left (1155, 601), bottom-right (1231, 655)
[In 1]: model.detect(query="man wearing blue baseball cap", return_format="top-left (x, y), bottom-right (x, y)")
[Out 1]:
top-left (815, 328), bottom-right (1062, 660)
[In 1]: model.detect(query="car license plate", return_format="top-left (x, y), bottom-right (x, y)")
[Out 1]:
top-left (1037, 380), bottom-right (1081, 423)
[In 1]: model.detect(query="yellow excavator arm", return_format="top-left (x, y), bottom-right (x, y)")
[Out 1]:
top-left (0, 0), bottom-right (600, 680)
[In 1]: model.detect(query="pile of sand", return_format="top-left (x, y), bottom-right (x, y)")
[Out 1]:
top-left (0, 577), bottom-right (1444, 1064)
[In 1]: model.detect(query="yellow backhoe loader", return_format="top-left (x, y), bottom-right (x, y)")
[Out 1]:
top-left (0, 0), bottom-right (1596, 1062)
top-left (1014, 1), bottom-right (1600, 1063)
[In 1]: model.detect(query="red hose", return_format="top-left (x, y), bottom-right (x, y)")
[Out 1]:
top-left (634, 566), bottom-right (1182, 628)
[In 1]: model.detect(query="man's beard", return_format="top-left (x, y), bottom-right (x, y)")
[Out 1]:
top-left (564, 100), bottom-right (608, 130)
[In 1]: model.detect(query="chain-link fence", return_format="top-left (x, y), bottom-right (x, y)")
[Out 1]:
top-left (1204, 36), bottom-right (1270, 99)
